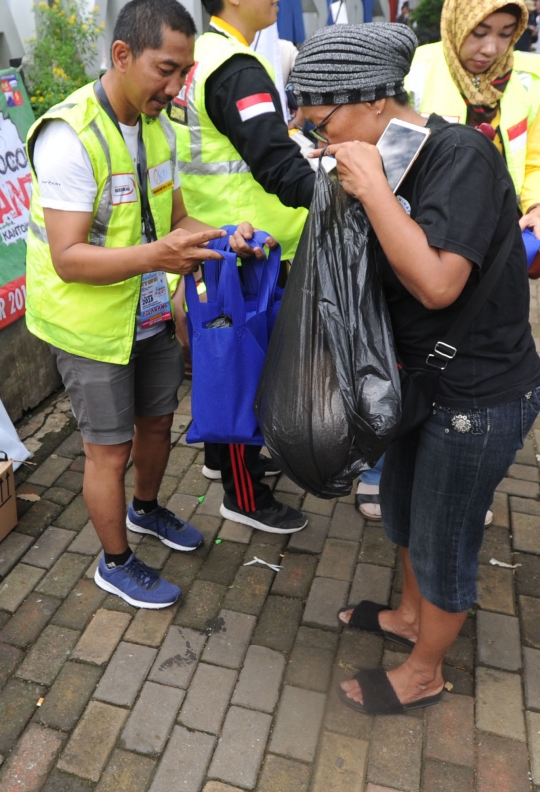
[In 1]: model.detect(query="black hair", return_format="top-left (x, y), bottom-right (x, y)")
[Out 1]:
top-left (112, 0), bottom-right (196, 60)
top-left (496, 3), bottom-right (524, 21)
top-left (392, 90), bottom-right (411, 106)
top-left (201, 0), bottom-right (225, 15)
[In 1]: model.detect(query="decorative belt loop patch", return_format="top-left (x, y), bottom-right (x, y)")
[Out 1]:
top-left (451, 414), bottom-right (472, 433)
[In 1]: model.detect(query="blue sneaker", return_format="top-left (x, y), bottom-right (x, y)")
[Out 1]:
top-left (126, 503), bottom-right (203, 551)
top-left (94, 553), bottom-right (180, 609)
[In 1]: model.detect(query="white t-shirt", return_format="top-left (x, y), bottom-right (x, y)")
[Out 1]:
top-left (33, 119), bottom-right (180, 340)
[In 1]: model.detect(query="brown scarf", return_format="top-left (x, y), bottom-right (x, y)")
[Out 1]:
top-left (441, 0), bottom-right (528, 110)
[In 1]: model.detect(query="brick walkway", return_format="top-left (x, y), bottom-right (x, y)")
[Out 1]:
top-left (1, 330), bottom-right (540, 791)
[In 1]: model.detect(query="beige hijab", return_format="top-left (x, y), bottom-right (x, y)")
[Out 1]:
top-left (441, 0), bottom-right (528, 108)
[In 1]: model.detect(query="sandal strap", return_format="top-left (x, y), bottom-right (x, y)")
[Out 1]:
top-left (355, 493), bottom-right (380, 505)
top-left (348, 600), bottom-right (387, 632)
top-left (355, 668), bottom-right (404, 715)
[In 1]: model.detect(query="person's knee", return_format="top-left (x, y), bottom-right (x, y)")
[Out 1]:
top-left (135, 413), bottom-right (173, 437)
top-left (83, 441), bottom-right (132, 476)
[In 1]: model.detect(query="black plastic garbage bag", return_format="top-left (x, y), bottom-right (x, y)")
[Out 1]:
top-left (254, 165), bottom-right (401, 498)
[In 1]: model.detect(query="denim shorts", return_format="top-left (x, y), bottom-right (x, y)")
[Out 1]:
top-left (380, 386), bottom-right (540, 613)
top-left (50, 328), bottom-right (184, 445)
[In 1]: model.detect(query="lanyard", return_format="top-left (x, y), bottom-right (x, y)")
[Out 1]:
top-left (94, 79), bottom-right (158, 242)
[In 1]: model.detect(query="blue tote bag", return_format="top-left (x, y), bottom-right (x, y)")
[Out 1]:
top-left (202, 226), bottom-right (284, 337)
top-left (185, 229), bottom-right (282, 445)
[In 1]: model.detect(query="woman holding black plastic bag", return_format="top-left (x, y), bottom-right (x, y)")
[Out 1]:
top-left (289, 23), bottom-right (540, 716)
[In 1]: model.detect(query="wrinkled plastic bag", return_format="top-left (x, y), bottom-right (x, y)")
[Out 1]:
top-left (0, 398), bottom-right (30, 471)
top-left (254, 166), bottom-right (401, 498)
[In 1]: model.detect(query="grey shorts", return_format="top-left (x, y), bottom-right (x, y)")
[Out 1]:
top-left (51, 328), bottom-right (184, 445)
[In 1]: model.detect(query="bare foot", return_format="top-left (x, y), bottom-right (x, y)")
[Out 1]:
top-left (338, 607), bottom-right (419, 644)
top-left (340, 658), bottom-right (444, 706)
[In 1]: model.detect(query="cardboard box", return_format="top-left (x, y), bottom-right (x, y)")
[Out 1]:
top-left (0, 459), bottom-right (17, 542)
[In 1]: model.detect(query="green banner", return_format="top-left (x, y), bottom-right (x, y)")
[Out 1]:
top-left (0, 68), bottom-right (35, 289)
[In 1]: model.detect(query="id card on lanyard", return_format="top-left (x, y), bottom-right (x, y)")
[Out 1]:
top-left (94, 80), bottom-right (172, 329)
top-left (140, 271), bottom-right (172, 328)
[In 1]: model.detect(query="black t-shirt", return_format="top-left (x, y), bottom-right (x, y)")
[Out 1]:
top-left (204, 43), bottom-right (315, 210)
top-left (379, 114), bottom-right (540, 408)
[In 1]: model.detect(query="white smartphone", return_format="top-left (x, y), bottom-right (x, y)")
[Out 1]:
top-left (376, 118), bottom-right (431, 193)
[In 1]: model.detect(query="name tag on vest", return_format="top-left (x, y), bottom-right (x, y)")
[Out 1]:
top-left (148, 161), bottom-right (174, 196)
top-left (111, 173), bottom-right (137, 205)
top-left (170, 101), bottom-right (187, 125)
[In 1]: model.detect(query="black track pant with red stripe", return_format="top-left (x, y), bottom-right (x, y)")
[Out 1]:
top-left (204, 442), bottom-right (273, 512)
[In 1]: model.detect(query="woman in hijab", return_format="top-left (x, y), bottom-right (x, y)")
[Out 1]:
top-left (290, 23), bottom-right (540, 715)
top-left (407, 0), bottom-right (540, 236)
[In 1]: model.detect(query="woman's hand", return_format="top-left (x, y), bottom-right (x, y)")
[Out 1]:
top-left (229, 221), bottom-right (278, 260)
top-left (309, 140), bottom-right (387, 200)
top-left (520, 206), bottom-right (540, 239)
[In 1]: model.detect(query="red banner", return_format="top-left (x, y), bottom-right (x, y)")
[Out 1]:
top-left (0, 275), bottom-right (26, 330)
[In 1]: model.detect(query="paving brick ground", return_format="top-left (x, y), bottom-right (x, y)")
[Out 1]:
top-left (2, 286), bottom-right (540, 789)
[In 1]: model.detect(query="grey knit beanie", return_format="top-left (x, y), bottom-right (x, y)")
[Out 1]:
top-left (291, 23), bottom-right (417, 106)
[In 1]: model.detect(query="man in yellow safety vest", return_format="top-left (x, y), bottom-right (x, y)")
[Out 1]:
top-left (26, 0), bottom-right (258, 609)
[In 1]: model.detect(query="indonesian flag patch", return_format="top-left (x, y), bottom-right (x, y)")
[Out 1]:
top-left (508, 117), bottom-right (528, 152)
top-left (236, 93), bottom-right (275, 122)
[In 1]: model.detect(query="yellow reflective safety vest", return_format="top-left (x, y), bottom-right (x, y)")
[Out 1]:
top-left (406, 42), bottom-right (540, 210)
top-left (26, 81), bottom-right (178, 364)
top-left (173, 30), bottom-right (308, 261)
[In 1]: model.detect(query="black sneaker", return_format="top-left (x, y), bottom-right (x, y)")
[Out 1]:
top-left (202, 454), bottom-right (282, 481)
top-left (220, 496), bottom-right (307, 534)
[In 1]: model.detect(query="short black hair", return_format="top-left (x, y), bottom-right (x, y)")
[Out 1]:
top-left (112, 0), bottom-right (197, 60)
top-left (392, 91), bottom-right (410, 106)
top-left (201, 0), bottom-right (225, 16)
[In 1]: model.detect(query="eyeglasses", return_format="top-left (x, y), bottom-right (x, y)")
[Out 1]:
top-left (310, 105), bottom-right (342, 143)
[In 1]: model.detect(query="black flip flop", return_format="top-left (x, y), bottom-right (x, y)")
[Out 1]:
top-left (338, 668), bottom-right (442, 715)
top-left (337, 600), bottom-right (415, 649)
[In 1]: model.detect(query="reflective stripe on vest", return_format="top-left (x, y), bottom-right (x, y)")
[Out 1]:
top-left (28, 217), bottom-right (48, 245)
top-left (88, 119), bottom-right (113, 246)
top-left (178, 58), bottom-right (251, 177)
